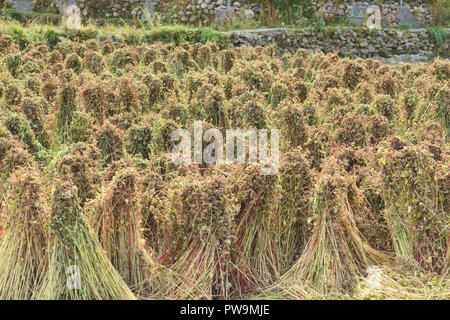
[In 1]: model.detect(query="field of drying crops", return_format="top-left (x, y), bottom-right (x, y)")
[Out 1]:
top-left (0, 31), bottom-right (449, 300)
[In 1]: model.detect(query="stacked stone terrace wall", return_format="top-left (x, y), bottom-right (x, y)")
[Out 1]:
top-left (7, 1), bottom-right (436, 27)
top-left (225, 26), bottom-right (449, 63)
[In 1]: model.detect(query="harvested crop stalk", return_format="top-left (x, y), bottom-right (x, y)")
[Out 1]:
top-left (275, 148), bottom-right (313, 275)
top-left (276, 157), bottom-right (389, 296)
top-left (380, 137), bottom-right (449, 273)
top-left (89, 163), bottom-right (160, 295)
top-left (355, 265), bottom-right (450, 300)
top-left (0, 168), bottom-right (49, 300)
top-left (56, 83), bottom-right (77, 143)
top-left (57, 142), bottom-right (101, 205)
top-left (160, 172), bottom-right (239, 299)
top-left (231, 164), bottom-right (282, 289)
top-left (37, 181), bottom-right (136, 300)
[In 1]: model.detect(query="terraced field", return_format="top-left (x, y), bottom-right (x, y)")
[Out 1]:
top-left (0, 27), bottom-right (448, 299)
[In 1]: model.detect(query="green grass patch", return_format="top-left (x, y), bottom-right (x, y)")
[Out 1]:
top-left (0, 22), bottom-right (229, 48)
top-left (427, 27), bottom-right (449, 58)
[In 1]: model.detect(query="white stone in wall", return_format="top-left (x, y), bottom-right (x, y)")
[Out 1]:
top-left (244, 9), bottom-right (254, 19)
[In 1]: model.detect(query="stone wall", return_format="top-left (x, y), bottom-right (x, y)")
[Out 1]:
top-left (8, 0), bottom-right (259, 23)
top-left (7, 0), bottom-right (37, 11)
top-left (225, 27), bottom-right (450, 63)
top-left (173, 1), bottom-right (258, 25)
top-left (313, 1), bottom-right (433, 27)
top-left (53, 0), bottom-right (165, 19)
top-left (8, 0), bottom-right (168, 19)
top-left (7, 1), bottom-right (436, 27)
top-left (169, 1), bottom-right (434, 27)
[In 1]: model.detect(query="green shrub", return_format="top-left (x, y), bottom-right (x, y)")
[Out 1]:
top-left (56, 85), bottom-right (78, 142)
